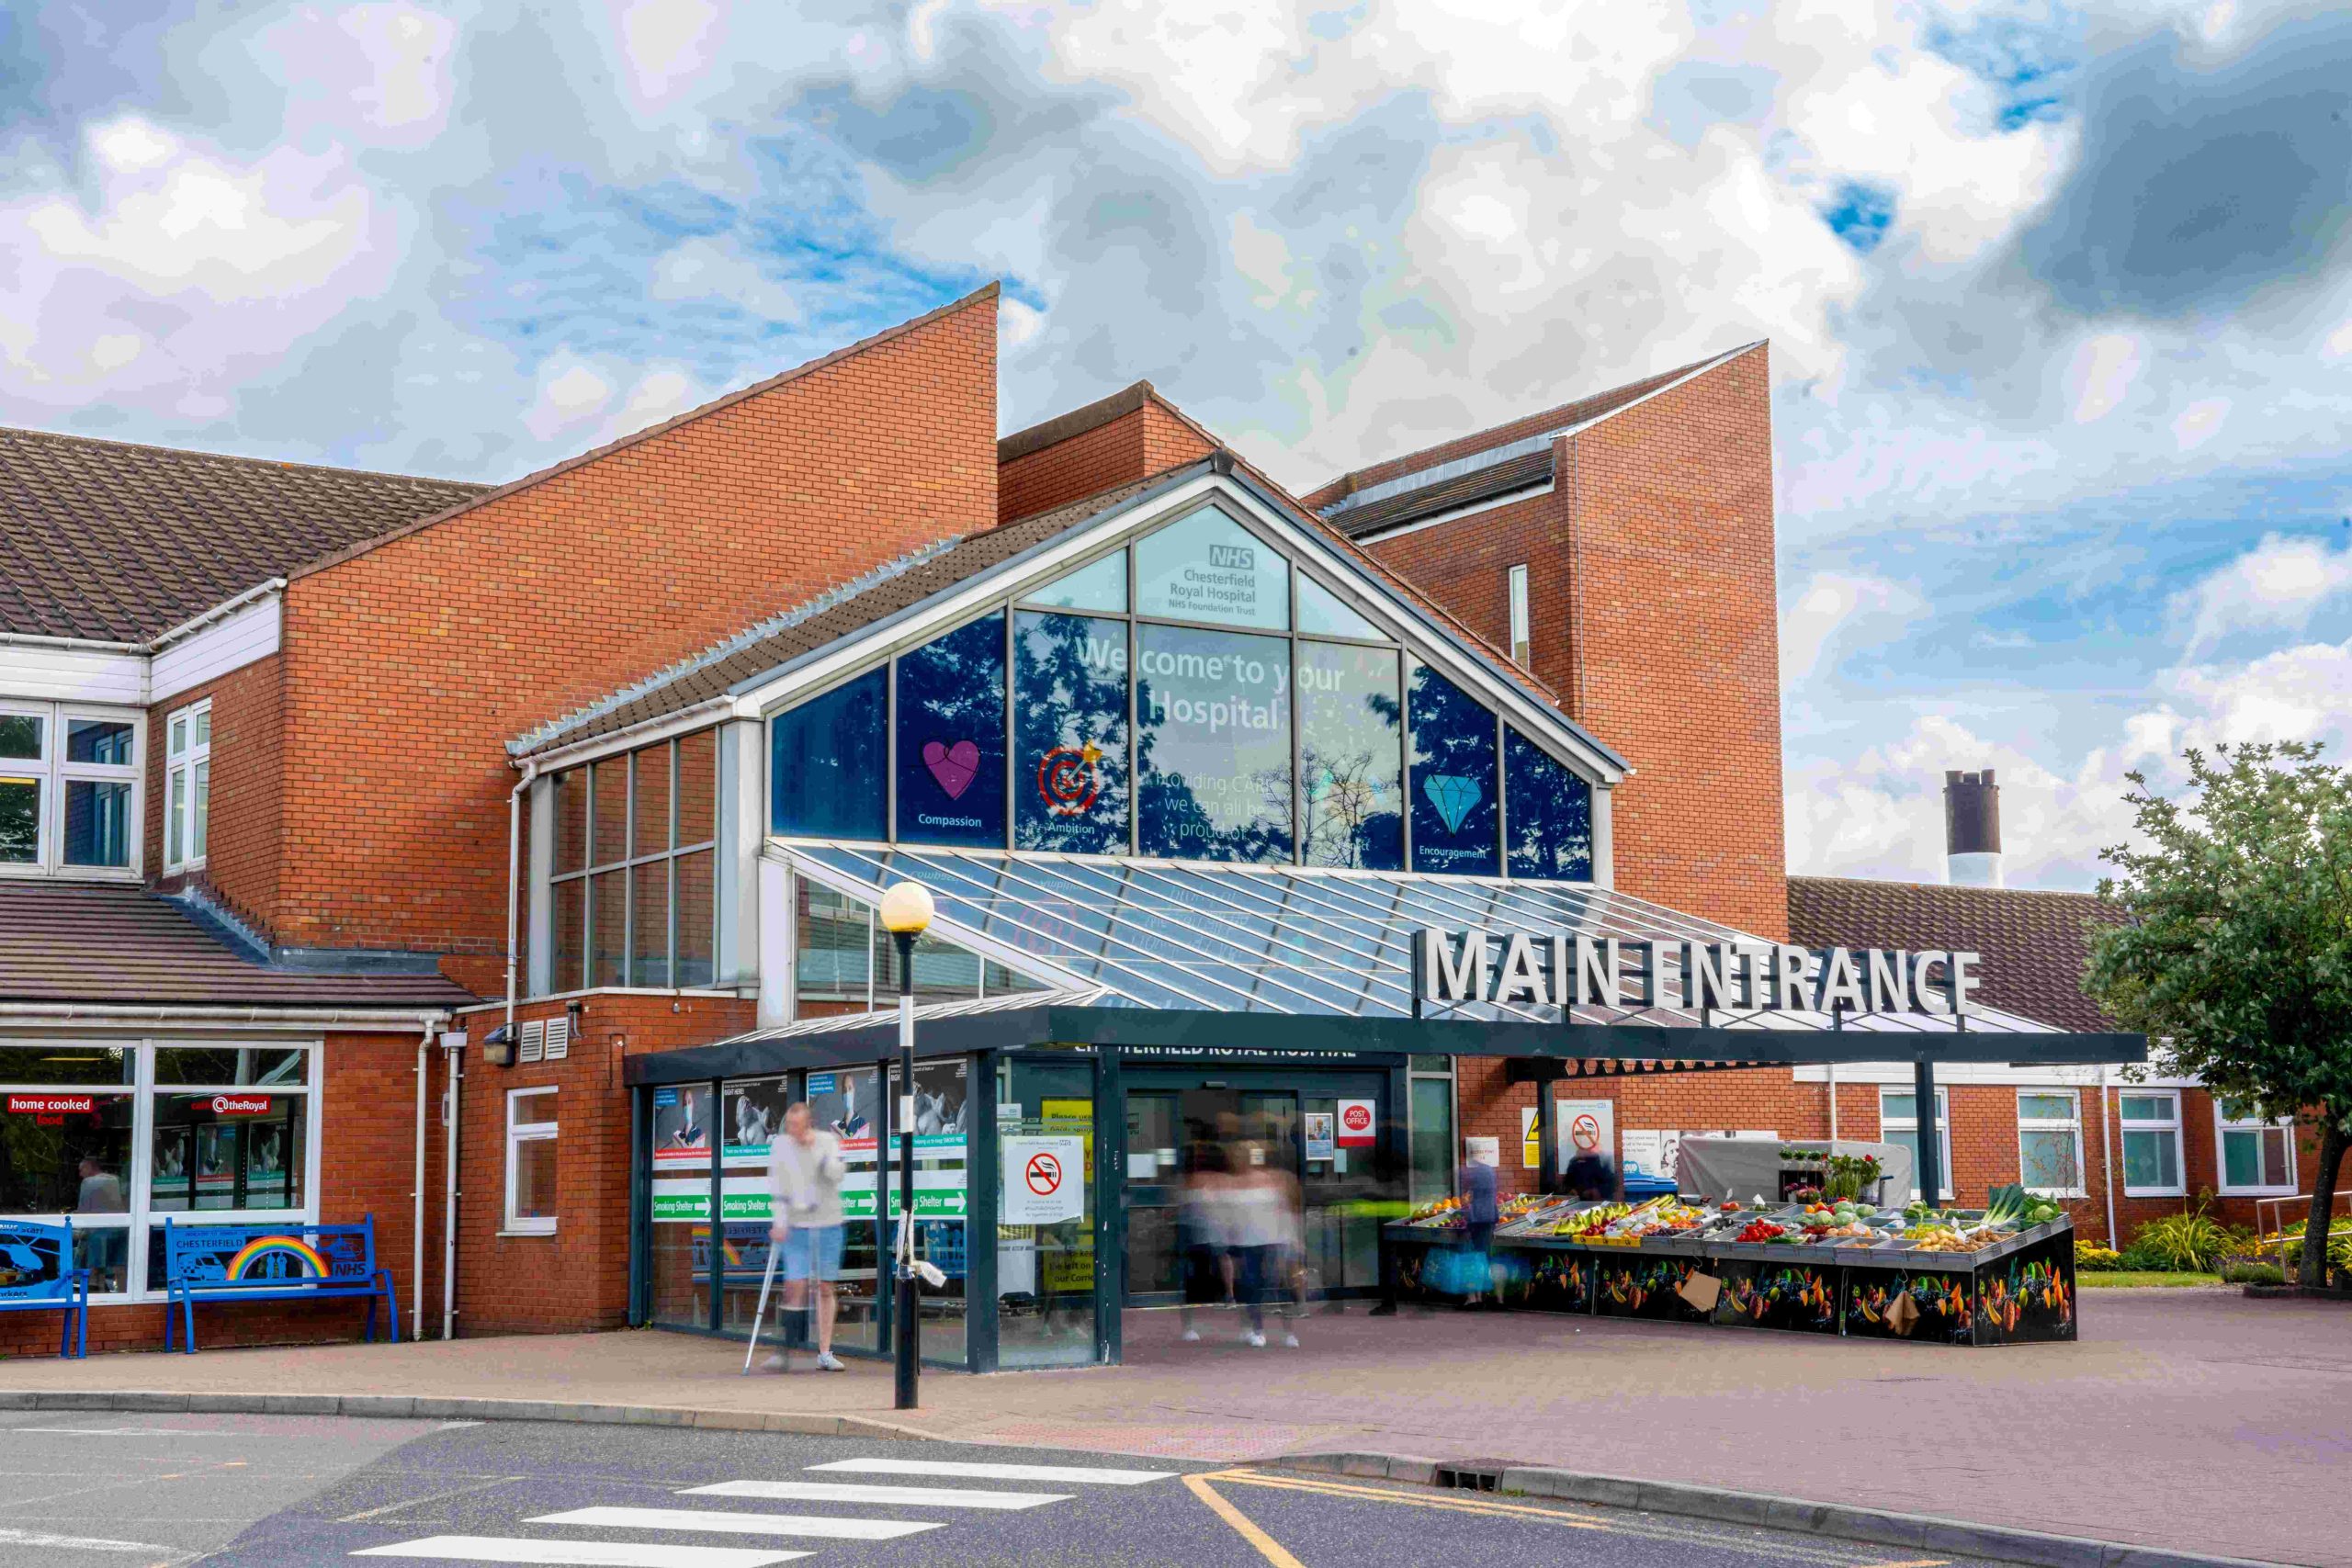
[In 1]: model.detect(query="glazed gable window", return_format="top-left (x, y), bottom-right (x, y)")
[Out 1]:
top-left (0, 703), bottom-right (141, 876)
top-left (759, 502), bottom-right (1600, 879)
top-left (548, 730), bottom-right (718, 994)
top-left (164, 700), bottom-right (209, 872)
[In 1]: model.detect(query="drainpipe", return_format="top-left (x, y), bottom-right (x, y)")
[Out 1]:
top-left (442, 1029), bottom-right (465, 1338)
top-left (1826, 1060), bottom-right (1839, 1143)
top-left (2099, 1065), bottom-right (2119, 1247)
top-left (414, 1020), bottom-right (434, 1338)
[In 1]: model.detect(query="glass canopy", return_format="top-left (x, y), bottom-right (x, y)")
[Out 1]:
top-left (778, 844), bottom-right (2061, 1036)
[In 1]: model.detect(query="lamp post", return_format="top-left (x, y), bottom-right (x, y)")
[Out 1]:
top-left (878, 881), bottom-right (934, 1411)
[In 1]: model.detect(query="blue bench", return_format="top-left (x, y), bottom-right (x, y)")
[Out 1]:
top-left (0, 1219), bottom-right (91, 1358)
top-left (161, 1215), bottom-right (399, 1354)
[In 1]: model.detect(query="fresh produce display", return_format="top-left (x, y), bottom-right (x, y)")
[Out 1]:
top-left (1900, 1224), bottom-right (2003, 1253)
top-left (1405, 1196), bottom-right (1468, 1229)
top-left (1535, 1201), bottom-right (1634, 1238)
top-left (1981, 1184), bottom-right (2067, 1229)
top-left (1609, 1198), bottom-right (1710, 1242)
top-left (1732, 1219), bottom-right (1786, 1243)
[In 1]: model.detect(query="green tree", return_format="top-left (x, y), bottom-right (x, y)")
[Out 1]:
top-left (2084, 742), bottom-right (2352, 1288)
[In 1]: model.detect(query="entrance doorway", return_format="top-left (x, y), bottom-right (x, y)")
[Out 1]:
top-left (1120, 1070), bottom-right (1395, 1308)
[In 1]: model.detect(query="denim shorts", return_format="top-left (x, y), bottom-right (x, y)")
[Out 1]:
top-left (781, 1223), bottom-right (844, 1282)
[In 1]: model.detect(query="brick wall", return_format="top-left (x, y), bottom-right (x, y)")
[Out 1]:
top-left (454, 993), bottom-right (752, 1337)
top-left (1364, 348), bottom-right (1785, 941)
top-left (145, 652), bottom-right (286, 943)
top-left (997, 400), bottom-right (1216, 524)
top-left (263, 290), bottom-right (998, 964)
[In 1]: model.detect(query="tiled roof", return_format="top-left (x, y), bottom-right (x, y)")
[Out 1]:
top-left (1787, 875), bottom-right (2124, 1034)
top-left (0, 426), bottom-right (487, 642)
top-left (514, 468), bottom-right (1181, 756)
top-left (0, 882), bottom-right (475, 1009)
top-left (1324, 449), bottom-right (1554, 539)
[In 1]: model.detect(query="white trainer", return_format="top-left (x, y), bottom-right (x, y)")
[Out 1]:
top-left (1244, 1330), bottom-right (1267, 1348)
top-left (1181, 1327), bottom-right (1201, 1342)
top-left (814, 1352), bottom-right (846, 1371)
top-left (762, 1353), bottom-right (790, 1372)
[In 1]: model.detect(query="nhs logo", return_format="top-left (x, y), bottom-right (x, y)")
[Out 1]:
top-left (1209, 543), bottom-right (1256, 570)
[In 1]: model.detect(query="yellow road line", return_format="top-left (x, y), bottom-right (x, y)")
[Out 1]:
top-left (1207, 1468), bottom-right (1606, 1528)
top-left (1183, 1472), bottom-right (1306, 1568)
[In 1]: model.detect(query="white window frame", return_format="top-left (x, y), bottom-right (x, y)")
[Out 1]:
top-left (2117, 1089), bottom-right (2185, 1198)
top-left (1506, 563), bottom-right (1531, 667)
top-left (164, 700), bottom-right (210, 873)
top-left (504, 1087), bottom-right (560, 1235)
top-left (2214, 1100), bottom-right (2298, 1197)
top-left (2017, 1089), bottom-right (2086, 1198)
top-left (0, 1037), bottom-right (320, 1302)
top-left (0, 703), bottom-right (142, 880)
top-left (1880, 1087), bottom-right (1951, 1201)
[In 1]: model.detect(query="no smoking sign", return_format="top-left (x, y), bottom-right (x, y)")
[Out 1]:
top-left (1002, 1134), bottom-right (1085, 1224)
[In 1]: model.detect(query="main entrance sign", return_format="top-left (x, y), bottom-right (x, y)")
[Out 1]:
top-left (1415, 929), bottom-right (1983, 1016)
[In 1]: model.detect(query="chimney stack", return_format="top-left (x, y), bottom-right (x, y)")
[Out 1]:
top-left (1944, 770), bottom-right (2002, 887)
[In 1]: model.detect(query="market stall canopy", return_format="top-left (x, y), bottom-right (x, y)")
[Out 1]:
top-left (730, 844), bottom-right (2145, 1073)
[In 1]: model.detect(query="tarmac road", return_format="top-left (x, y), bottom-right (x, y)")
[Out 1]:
top-left (0, 1414), bottom-right (1989, 1568)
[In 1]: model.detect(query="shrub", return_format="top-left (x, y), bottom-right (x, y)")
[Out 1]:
top-left (2075, 1244), bottom-right (2122, 1272)
top-left (2126, 1204), bottom-right (2251, 1273)
top-left (2223, 1262), bottom-right (2285, 1286)
top-left (2278, 1222), bottom-right (2352, 1280)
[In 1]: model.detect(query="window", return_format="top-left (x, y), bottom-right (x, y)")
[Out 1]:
top-left (895, 612), bottom-right (1008, 848)
top-left (1408, 1060), bottom-right (1457, 1206)
top-left (758, 501), bottom-right (1600, 881)
top-left (504, 1088), bottom-right (559, 1234)
top-left (2216, 1099), bottom-right (2297, 1195)
top-left (2119, 1090), bottom-right (2184, 1196)
top-left (1507, 563), bottom-right (1531, 666)
top-left (545, 731), bottom-right (719, 994)
top-left (165, 701), bottom-right (210, 871)
top-left (2018, 1090), bottom-right (2085, 1196)
top-left (0, 704), bottom-right (141, 876)
top-left (1408, 663), bottom-right (1498, 875)
top-left (0, 1039), bottom-right (315, 1299)
top-left (1881, 1089), bottom-right (1951, 1201)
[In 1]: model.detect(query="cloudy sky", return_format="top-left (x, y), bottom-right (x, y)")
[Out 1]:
top-left (6, 1), bottom-right (2348, 890)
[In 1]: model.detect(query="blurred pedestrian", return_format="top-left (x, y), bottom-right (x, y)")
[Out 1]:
top-left (1227, 1142), bottom-right (1301, 1348)
top-left (1178, 1134), bottom-right (1230, 1342)
top-left (764, 1102), bottom-right (848, 1373)
top-left (1457, 1142), bottom-right (1499, 1308)
top-left (1564, 1146), bottom-right (1619, 1202)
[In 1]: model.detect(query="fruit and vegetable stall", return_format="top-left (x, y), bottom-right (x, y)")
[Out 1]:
top-left (1385, 1184), bottom-right (2075, 1345)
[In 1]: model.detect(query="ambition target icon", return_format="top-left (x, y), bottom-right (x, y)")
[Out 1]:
top-left (1037, 740), bottom-right (1104, 816)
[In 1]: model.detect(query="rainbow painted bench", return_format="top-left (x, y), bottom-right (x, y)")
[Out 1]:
top-left (0, 1219), bottom-right (91, 1358)
top-left (160, 1215), bottom-right (398, 1354)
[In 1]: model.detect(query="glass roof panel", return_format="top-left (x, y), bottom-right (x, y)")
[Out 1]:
top-left (778, 844), bottom-right (2063, 1036)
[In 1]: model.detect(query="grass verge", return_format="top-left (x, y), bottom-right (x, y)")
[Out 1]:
top-left (2076, 1270), bottom-right (2221, 1288)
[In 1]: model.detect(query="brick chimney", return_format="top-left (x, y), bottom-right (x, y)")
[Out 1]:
top-left (1944, 770), bottom-right (2002, 887)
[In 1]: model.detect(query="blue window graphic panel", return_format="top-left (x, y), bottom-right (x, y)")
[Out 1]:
top-left (1298, 641), bottom-right (1402, 871)
top-left (895, 613), bottom-right (1008, 848)
top-left (1408, 663), bottom-right (1498, 876)
top-left (1013, 611), bottom-right (1130, 854)
top-left (770, 666), bottom-right (887, 840)
top-left (1136, 624), bottom-right (1293, 862)
top-left (1504, 727), bottom-right (1592, 882)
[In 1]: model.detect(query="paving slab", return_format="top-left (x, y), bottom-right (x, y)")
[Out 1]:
top-left (1, 1289), bottom-right (2339, 1565)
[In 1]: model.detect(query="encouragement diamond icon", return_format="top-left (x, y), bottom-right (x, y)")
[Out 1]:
top-left (1421, 773), bottom-right (1481, 833)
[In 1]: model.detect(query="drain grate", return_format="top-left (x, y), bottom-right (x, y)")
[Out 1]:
top-left (1433, 1461), bottom-right (1507, 1492)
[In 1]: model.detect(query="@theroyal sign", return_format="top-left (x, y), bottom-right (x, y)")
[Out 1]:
top-left (209, 1095), bottom-right (276, 1116)
top-left (1414, 929), bottom-right (1983, 1017)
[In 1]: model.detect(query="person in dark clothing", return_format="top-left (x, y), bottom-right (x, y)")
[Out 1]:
top-left (1456, 1148), bottom-right (1498, 1307)
top-left (1562, 1149), bottom-right (1619, 1202)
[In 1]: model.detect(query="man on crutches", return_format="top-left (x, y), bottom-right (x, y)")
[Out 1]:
top-left (763, 1101), bottom-right (849, 1372)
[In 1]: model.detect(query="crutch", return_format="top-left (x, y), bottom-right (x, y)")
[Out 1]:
top-left (740, 1236), bottom-right (783, 1374)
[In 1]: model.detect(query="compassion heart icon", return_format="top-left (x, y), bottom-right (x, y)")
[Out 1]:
top-left (922, 739), bottom-right (980, 800)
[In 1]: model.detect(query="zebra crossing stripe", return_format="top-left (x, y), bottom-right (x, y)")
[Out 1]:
top-left (806, 1457), bottom-right (1177, 1486)
top-left (680, 1480), bottom-right (1069, 1511)
top-left (527, 1507), bottom-right (940, 1540)
top-left (350, 1537), bottom-right (807, 1567)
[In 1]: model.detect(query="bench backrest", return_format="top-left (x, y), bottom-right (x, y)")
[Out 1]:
top-left (161, 1215), bottom-right (376, 1288)
top-left (0, 1219), bottom-right (76, 1300)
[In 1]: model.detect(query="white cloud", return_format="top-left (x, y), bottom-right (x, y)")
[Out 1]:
top-left (648, 237), bottom-right (803, 322)
top-left (1781, 570), bottom-right (1928, 682)
top-left (522, 357), bottom-right (616, 441)
top-left (2172, 396), bottom-right (2228, 449)
top-left (2174, 532), bottom-right (2352, 655)
top-left (2068, 332), bottom-right (2142, 423)
top-left (616, 0), bottom-right (721, 108)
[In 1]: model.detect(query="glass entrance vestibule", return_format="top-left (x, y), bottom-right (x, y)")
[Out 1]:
top-left (627, 1018), bottom-right (1419, 1372)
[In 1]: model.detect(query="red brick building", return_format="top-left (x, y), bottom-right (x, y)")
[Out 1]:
top-left (0, 288), bottom-right (2207, 1361)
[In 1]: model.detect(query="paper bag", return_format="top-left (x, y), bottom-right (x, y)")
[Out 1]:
top-left (1677, 1270), bottom-right (1722, 1314)
top-left (1887, 1291), bottom-right (1920, 1337)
